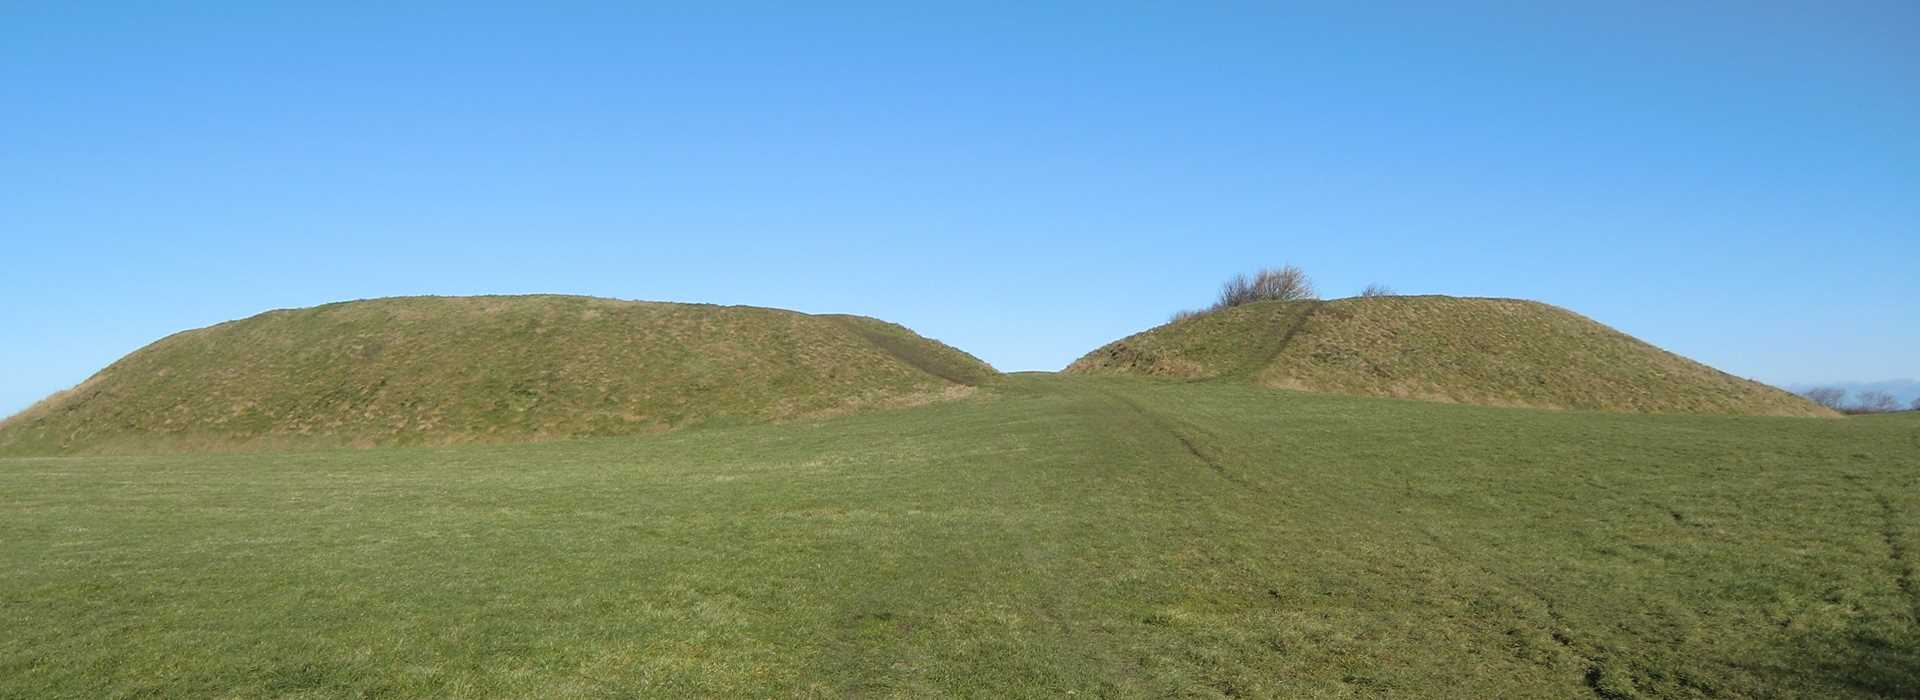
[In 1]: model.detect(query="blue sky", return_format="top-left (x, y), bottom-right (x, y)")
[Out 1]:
top-left (3, 2), bottom-right (1916, 416)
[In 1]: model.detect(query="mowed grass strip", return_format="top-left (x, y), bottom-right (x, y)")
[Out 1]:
top-left (1, 376), bottom-right (1914, 697)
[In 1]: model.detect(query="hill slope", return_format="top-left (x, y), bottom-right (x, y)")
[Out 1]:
top-left (1067, 295), bottom-right (1832, 416)
top-left (0, 295), bottom-right (995, 454)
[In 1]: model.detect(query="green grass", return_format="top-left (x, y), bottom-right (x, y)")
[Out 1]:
top-left (0, 295), bottom-right (995, 454)
top-left (1067, 296), bottom-right (1832, 417)
top-left (822, 314), bottom-right (998, 386)
top-left (3, 375), bottom-right (1914, 697)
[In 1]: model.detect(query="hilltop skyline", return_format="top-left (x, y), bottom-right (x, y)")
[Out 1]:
top-left (4, 2), bottom-right (1915, 416)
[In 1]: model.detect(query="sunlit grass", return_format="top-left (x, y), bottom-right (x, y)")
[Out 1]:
top-left (2, 376), bottom-right (1913, 697)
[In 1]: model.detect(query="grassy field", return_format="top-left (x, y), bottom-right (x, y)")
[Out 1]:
top-left (2, 375), bottom-right (1915, 697)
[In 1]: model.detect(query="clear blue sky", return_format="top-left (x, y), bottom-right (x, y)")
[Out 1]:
top-left (4, 2), bottom-right (1916, 416)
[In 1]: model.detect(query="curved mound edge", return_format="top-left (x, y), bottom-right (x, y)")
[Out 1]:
top-left (1068, 296), bottom-right (1833, 417)
top-left (0, 295), bottom-right (998, 455)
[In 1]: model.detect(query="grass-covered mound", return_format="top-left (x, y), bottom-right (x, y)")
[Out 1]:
top-left (0, 295), bottom-right (994, 454)
top-left (1067, 295), bottom-right (1831, 416)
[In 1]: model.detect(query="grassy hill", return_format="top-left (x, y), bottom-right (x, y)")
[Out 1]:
top-left (2, 375), bottom-right (1913, 697)
top-left (1067, 295), bottom-right (1832, 417)
top-left (0, 295), bottom-right (994, 454)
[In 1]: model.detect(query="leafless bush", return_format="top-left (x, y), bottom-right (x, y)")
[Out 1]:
top-left (1911, 397), bottom-right (1920, 412)
top-left (1852, 390), bottom-right (1901, 414)
top-left (1801, 387), bottom-right (1847, 410)
top-left (1359, 283), bottom-right (1394, 298)
top-left (1168, 308), bottom-right (1207, 324)
top-left (1215, 265), bottom-right (1315, 310)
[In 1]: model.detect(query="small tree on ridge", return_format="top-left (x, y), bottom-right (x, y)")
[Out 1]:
top-left (1216, 265), bottom-right (1315, 309)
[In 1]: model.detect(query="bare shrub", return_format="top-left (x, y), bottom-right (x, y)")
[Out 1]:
top-left (1217, 276), bottom-right (1256, 309)
top-left (1801, 387), bottom-right (1847, 411)
top-left (1215, 265), bottom-right (1315, 310)
top-left (1360, 283), bottom-right (1394, 298)
top-left (1164, 265), bottom-right (1318, 326)
top-left (1911, 397), bottom-right (1920, 412)
top-left (1852, 390), bottom-right (1901, 414)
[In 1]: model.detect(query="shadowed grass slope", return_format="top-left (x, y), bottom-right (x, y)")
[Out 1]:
top-left (0, 295), bottom-right (994, 455)
top-left (0, 376), bottom-right (1913, 697)
top-left (1066, 295), bottom-right (1831, 417)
